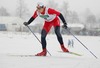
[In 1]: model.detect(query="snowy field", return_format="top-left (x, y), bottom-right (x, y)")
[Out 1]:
top-left (0, 32), bottom-right (100, 68)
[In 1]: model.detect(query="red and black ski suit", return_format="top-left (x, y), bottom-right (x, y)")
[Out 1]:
top-left (27, 7), bottom-right (67, 49)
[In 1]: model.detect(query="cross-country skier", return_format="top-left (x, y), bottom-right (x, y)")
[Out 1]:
top-left (24, 2), bottom-right (69, 56)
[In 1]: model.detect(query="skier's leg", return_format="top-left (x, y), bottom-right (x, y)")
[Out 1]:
top-left (35, 22), bottom-right (52, 56)
top-left (41, 22), bottom-right (52, 49)
top-left (54, 26), bottom-right (69, 52)
top-left (41, 29), bottom-right (47, 49)
top-left (53, 17), bottom-right (69, 52)
top-left (35, 29), bottom-right (47, 56)
top-left (54, 26), bottom-right (63, 45)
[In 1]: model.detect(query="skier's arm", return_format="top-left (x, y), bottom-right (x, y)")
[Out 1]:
top-left (59, 13), bottom-right (67, 25)
top-left (48, 8), bottom-right (67, 29)
top-left (24, 11), bottom-right (38, 26)
top-left (48, 8), bottom-right (60, 16)
top-left (48, 8), bottom-right (67, 25)
top-left (27, 17), bottom-right (35, 25)
top-left (59, 13), bottom-right (67, 29)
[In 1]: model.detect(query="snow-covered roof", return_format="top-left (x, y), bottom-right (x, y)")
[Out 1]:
top-left (0, 16), bottom-right (24, 25)
top-left (68, 23), bottom-right (84, 29)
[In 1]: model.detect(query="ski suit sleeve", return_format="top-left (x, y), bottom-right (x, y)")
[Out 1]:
top-left (59, 13), bottom-right (67, 25)
top-left (27, 10), bottom-right (38, 25)
top-left (48, 8), bottom-right (60, 16)
top-left (48, 8), bottom-right (67, 25)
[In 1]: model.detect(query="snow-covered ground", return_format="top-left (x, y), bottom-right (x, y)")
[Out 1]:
top-left (0, 32), bottom-right (100, 68)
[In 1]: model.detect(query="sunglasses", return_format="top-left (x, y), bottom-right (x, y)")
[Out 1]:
top-left (37, 6), bottom-right (42, 10)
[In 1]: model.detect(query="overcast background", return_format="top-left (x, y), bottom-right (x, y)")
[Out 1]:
top-left (0, 0), bottom-right (100, 36)
top-left (0, 0), bottom-right (100, 15)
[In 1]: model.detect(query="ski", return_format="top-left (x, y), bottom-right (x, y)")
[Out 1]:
top-left (7, 51), bottom-right (82, 57)
top-left (58, 51), bottom-right (82, 56)
top-left (8, 54), bottom-right (36, 57)
top-left (8, 54), bottom-right (48, 57)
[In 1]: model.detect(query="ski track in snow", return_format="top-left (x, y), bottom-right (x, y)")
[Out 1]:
top-left (0, 32), bottom-right (100, 68)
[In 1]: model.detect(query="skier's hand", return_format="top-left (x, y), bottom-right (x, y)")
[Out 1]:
top-left (62, 24), bottom-right (68, 29)
top-left (23, 22), bottom-right (29, 26)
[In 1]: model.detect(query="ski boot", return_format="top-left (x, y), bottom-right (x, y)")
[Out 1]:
top-left (61, 44), bottom-right (69, 52)
top-left (35, 48), bottom-right (47, 56)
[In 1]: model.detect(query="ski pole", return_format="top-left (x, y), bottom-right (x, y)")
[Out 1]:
top-left (66, 27), bottom-right (98, 59)
top-left (26, 25), bottom-right (52, 56)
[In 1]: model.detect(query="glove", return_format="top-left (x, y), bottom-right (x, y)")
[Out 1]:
top-left (23, 22), bottom-right (29, 26)
top-left (62, 24), bottom-right (68, 29)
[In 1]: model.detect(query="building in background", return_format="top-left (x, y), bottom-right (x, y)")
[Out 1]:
top-left (0, 16), bottom-right (24, 32)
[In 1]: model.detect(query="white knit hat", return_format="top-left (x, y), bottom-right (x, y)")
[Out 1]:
top-left (37, 2), bottom-right (44, 7)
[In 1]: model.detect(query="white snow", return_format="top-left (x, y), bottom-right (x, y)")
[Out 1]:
top-left (0, 32), bottom-right (100, 68)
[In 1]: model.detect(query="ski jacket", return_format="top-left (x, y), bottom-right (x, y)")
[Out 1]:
top-left (27, 7), bottom-right (67, 25)
top-left (32, 7), bottom-right (60, 22)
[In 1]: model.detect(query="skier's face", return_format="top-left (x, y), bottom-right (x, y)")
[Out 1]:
top-left (37, 6), bottom-right (44, 13)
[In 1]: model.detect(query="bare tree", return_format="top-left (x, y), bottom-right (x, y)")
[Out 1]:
top-left (47, 0), bottom-right (58, 10)
top-left (16, 0), bottom-right (30, 19)
top-left (97, 18), bottom-right (100, 23)
top-left (83, 8), bottom-right (93, 23)
top-left (61, 2), bottom-right (70, 23)
top-left (86, 14), bottom-right (96, 24)
top-left (62, 2), bottom-right (69, 15)
top-left (61, 2), bottom-right (80, 24)
top-left (69, 11), bottom-right (80, 23)
top-left (0, 7), bottom-right (10, 16)
top-left (84, 9), bottom-right (97, 27)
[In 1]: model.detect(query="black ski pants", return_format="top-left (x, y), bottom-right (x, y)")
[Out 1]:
top-left (41, 26), bottom-right (64, 49)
